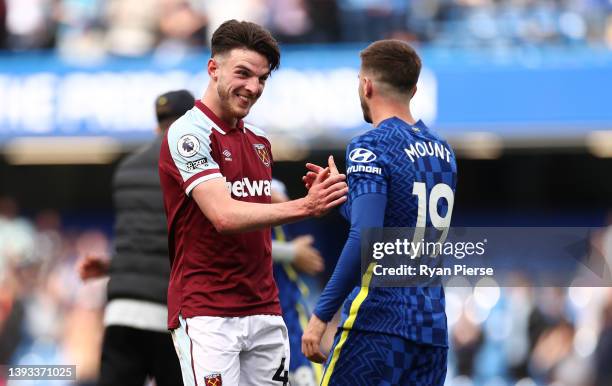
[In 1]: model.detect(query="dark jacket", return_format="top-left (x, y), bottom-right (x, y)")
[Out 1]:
top-left (107, 135), bottom-right (170, 304)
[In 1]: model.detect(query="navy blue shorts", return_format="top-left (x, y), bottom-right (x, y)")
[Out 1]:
top-left (320, 329), bottom-right (447, 386)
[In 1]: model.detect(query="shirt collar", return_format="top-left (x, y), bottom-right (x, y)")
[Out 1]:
top-left (195, 100), bottom-right (244, 134)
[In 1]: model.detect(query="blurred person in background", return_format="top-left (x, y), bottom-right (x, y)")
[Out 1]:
top-left (156, 0), bottom-right (207, 56)
top-left (337, 0), bottom-right (408, 43)
top-left (266, 0), bottom-right (313, 44)
top-left (4, 0), bottom-right (57, 50)
top-left (0, 197), bottom-right (30, 369)
top-left (271, 179), bottom-right (325, 386)
top-left (306, 0), bottom-right (341, 43)
top-left (78, 89), bottom-right (195, 386)
top-left (594, 290), bottom-right (612, 386)
top-left (103, 0), bottom-right (160, 57)
top-left (450, 313), bottom-right (484, 379)
top-left (0, 199), bottom-right (107, 385)
top-left (0, 0), bottom-right (7, 48)
top-left (202, 0), bottom-right (268, 44)
top-left (54, 0), bottom-right (106, 60)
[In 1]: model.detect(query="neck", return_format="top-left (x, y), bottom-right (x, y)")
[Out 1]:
top-left (370, 98), bottom-right (416, 127)
top-left (201, 88), bottom-right (238, 127)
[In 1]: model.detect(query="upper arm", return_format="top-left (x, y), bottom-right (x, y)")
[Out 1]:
top-left (346, 135), bottom-right (388, 202)
top-left (191, 177), bottom-right (232, 229)
top-left (350, 193), bottom-right (387, 230)
top-left (166, 118), bottom-right (223, 195)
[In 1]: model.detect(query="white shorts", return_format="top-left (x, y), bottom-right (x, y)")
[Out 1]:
top-left (171, 314), bottom-right (290, 386)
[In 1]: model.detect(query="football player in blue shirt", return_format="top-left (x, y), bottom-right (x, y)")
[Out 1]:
top-left (302, 40), bottom-right (457, 386)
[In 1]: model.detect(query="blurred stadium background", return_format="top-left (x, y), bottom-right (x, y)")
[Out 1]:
top-left (1, 1), bottom-right (612, 385)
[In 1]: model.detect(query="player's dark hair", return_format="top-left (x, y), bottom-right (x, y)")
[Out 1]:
top-left (211, 19), bottom-right (280, 72)
top-left (360, 40), bottom-right (421, 94)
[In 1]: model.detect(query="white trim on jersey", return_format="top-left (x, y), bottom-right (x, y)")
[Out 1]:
top-left (193, 106), bottom-right (227, 135)
top-left (244, 123), bottom-right (269, 141)
top-left (185, 173), bottom-right (224, 196)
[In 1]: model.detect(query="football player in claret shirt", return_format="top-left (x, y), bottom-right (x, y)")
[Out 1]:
top-left (158, 20), bottom-right (348, 386)
top-left (302, 40), bottom-right (457, 385)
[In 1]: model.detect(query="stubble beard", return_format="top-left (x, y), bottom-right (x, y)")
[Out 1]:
top-left (360, 95), bottom-right (372, 124)
top-left (217, 82), bottom-right (248, 120)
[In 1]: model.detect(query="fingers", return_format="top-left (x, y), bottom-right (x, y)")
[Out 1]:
top-left (326, 180), bottom-right (349, 194)
top-left (302, 176), bottom-right (311, 190)
top-left (328, 155), bottom-right (339, 175)
top-left (309, 253), bottom-right (324, 273)
top-left (324, 195), bottom-right (348, 210)
top-left (315, 167), bottom-right (331, 183)
top-left (295, 234), bottom-right (314, 245)
top-left (308, 351), bottom-right (327, 364)
top-left (305, 163), bottom-right (325, 173)
top-left (302, 337), bottom-right (327, 363)
top-left (305, 172), bottom-right (317, 189)
top-left (320, 182), bottom-right (349, 204)
top-left (302, 337), bottom-right (326, 363)
top-left (301, 337), bottom-right (310, 358)
top-left (319, 173), bottom-right (346, 190)
top-left (76, 258), bottom-right (90, 279)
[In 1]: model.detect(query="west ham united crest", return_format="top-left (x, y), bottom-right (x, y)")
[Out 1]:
top-left (204, 373), bottom-right (222, 386)
top-left (253, 144), bottom-right (271, 167)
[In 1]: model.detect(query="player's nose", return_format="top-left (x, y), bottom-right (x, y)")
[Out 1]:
top-left (244, 77), bottom-right (261, 96)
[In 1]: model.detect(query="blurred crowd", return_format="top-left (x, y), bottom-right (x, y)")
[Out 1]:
top-left (0, 0), bottom-right (612, 59)
top-left (2, 195), bottom-right (612, 385)
top-left (0, 197), bottom-right (107, 386)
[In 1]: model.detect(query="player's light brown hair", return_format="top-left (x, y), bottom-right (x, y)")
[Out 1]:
top-left (211, 19), bottom-right (280, 72)
top-left (360, 40), bottom-right (421, 95)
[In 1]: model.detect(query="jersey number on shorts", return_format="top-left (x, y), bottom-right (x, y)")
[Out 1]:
top-left (272, 357), bottom-right (289, 385)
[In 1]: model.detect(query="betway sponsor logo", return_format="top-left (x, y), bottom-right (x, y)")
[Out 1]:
top-left (226, 178), bottom-right (272, 198)
top-left (346, 164), bottom-right (382, 175)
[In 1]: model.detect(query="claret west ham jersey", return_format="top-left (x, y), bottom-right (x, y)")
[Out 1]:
top-left (159, 100), bottom-right (280, 329)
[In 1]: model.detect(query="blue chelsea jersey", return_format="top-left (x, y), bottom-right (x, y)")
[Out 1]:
top-left (339, 117), bottom-right (457, 347)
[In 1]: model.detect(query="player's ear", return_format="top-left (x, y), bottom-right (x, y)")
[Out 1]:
top-left (207, 58), bottom-right (219, 80)
top-left (410, 85), bottom-right (417, 99)
top-left (364, 77), bottom-right (373, 98)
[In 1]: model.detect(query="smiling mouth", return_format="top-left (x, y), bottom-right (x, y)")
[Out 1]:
top-left (237, 94), bottom-right (251, 105)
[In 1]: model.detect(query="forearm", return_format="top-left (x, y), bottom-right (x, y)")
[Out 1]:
top-left (314, 193), bottom-right (387, 321)
top-left (207, 196), bottom-right (310, 234)
top-left (192, 172), bottom-right (346, 234)
top-left (314, 229), bottom-right (361, 322)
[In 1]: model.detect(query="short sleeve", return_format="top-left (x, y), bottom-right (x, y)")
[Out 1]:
top-left (345, 134), bottom-right (388, 202)
top-left (167, 115), bottom-right (223, 195)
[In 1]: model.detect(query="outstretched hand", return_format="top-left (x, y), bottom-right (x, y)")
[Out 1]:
top-left (302, 155), bottom-right (341, 190)
top-left (291, 235), bottom-right (324, 275)
top-left (303, 159), bottom-right (348, 217)
top-left (302, 314), bottom-right (328, 363)
top-left (77, 254), bottom-right (110, 281)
